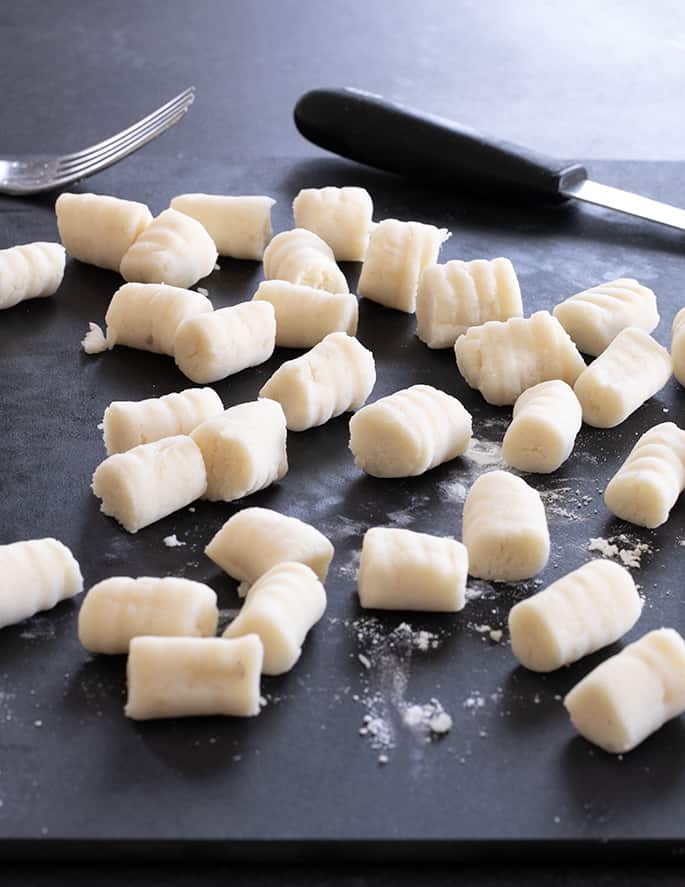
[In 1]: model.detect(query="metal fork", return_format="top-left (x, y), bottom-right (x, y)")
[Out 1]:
top-left (0, 87), bottom-right (195, 196)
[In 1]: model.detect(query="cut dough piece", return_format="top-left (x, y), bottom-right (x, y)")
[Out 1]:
top-left (358, 218), bottom-right (450, 313)
top-left (92, 435), bottom-right (207, 533)
top-left (462, 470), bottom-right (550, 581)
top-left (78, 576), bottom-right (218, 654)
top-left (416, 257), bottom-right (522, 348)
top-left (349, 384), bottom-right (472, 477)
top-left (604, 422), bottom-right (685, 528)
top-left (455, 311), bottom-right (586, 406)
top-left (357, 527), bottom-right (468, 612)
top-left (125, 634), bottom-right (263, 719)
top-left (170, 193), bottom-right (275, 259)
top-left (119, 208), bottom-right (217, 288)
top-left (55, 192), bottom-right (152, 271)
top-left (263, 228), bottom-right (348, 293)
top-left (191, 399), bottom-right (287, 502)
top-left (223, 562), bottom-right (326, 675)
top-left (0, 242), bottom-right (66, 310)
top-left (502, 380), bottom-right (582, 473)
top-left (509, 559), bottom-right (641, 672)
top-left (252, 280), bottom-right (358, 348)
top-left (573, 327), bottom-right (671, 428)
top-left (0, 538), bottom-right (83, 629)
top-left (671, 307), bottom-right (685, 388)
top-left (259, 332), bottom-right (375, 431)
top-left (564, 628), bottom-right (685, 753)
top-left (553, 278), bottom-right (659, 356)
top-left (292, 186), bottom-right (373, 261)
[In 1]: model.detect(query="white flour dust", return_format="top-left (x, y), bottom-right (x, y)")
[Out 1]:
top-left (588, 534), bottom-right (653, 569)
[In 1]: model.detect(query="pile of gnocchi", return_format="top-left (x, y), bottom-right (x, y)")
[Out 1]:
top-left (1, 184), bottom-right (685, 756)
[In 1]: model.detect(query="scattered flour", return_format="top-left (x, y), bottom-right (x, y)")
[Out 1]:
top-left (163, 534), bottom-right (186, 548)
top-left (465, 437), bottom-right (503, 468)
top-left (81, 322), bottom-right (108, 354)
top-left (465, 580), bottom-right (497, 601)
top-left (588, 534), bottom-right (652, 569)
top-left (337, 547), bottom-right (362, 580)
top-left (438, 478), bottom-right (468, 504)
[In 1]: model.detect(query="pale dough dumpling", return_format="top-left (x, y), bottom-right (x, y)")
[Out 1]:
top-left (455, 311), bottom-right (586, 406)
top-left (252, 280), bottom-right (358, 348)
top-left (357, 527), bottom-right (468, 612)
top-left (358, 218), bottom-right (450, 313)
top-left (125, 634), bottom-right (264, 719)
top-left (263, 228), bottom-right (348, 293)
top-left (502, 380), bottom-right (582, 473)
top-left (349, 384), bottom-right (472, 477)
top-left (170, 194), bottom-right (275, 259)
top-left (416, 257), bottom-right (523, 348)
top-left (92, 435), bottom-right (207, 533)
top-left (55, 192), bottom-right (152, 271)
top-left (462, 470), bottom-right (550, 581)
top-left (604, 422), bottom-right (685, 528)
top-left (104, 282), bottom-right (212, 356)
top-left (0, 538), bottom-right (83, 629)
top-left (78, 576), bottom-right (218, 654)
top-left (0, 243), bottom-right (66, 310)
top-left (564, 628), bottom-right (685, 753)
top-left (259, 332), bottom-right (375, 431)
top-left (223, 562), bottom-right (326, 675)
top-left (671, 307), bottom-right (685, 388)
top-left (292, 186), bottom-right (373, 261)
top-left (573, 327), bottom-right (672, 428)
top-left (191, 399), bottom-right (288, 502)
top-left (119, 208), bottom-right (218, 288)
top-left (553, 278), bottom-right (659, 356)
top-left (509, 559), bottom-right (641, 672)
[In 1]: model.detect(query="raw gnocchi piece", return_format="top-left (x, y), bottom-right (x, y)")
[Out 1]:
top-left (259, 332), bottom-right (375, 431)
top-left (502, 380), bottom-right (582, 474)
top-left (55, 192), bottom-right (152, 271)
top-left (263, 228), bottom-right (348, 293)
top-left (455, 311), bottom-right (586, 406)
top-left (509, 560), bottom-right (641, 672)
top-left (103, 387), bottom-right (224, 455)
top-left (170, 193), bottom-right (275, 259)
top-left (358, 218), bottom-right (450, 313)
top-left (252, 280), bottom-right (358, 348)
top-left (349, 384), bottom-right (472, 477)
top-left (125, 634), bottom-right (263, 719)
top-left (462, 470), bottom-right (550, 581)
top-left (104, 282), bottom-right (212, 356)
top-left (222, 562), bottom-right (326, 675)
top-left (573, 327), bottom-right (672, 428)
top-left (0, 243), bottom-right (66, 310)
top-left (671, 307), bottom-right (685, 388)
top-left (119, 208), bottom-right (218, 288)
top-left (564, 628), bottom-right (685, 753)
top-left (357, 527), bottom-right (468, 612)
top-left (205, 507), bottom-right (334, 593)
top-left (416, 257), bottom-right (523, 348)
top-left (92, 435), bottom-right (207, 533)
top-left (553, 278), bottom-right (659, 356)
top-left (292, 186), bottom-right (373, 261)
top-left (604, 422), bottom-right (685, 528)
top-left (78, 576), bottom-right (218, 654)
top-left (0, 539), bottom-right (83, 629)
top-left (190, 399), bottom-right (288, 502)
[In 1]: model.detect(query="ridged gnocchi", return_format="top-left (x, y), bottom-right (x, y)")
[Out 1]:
top-left (292, 186), bottom-right (373, 261)
top-left (263, 228), bottom-right (348, 293)
top-left (252, 280), bottom-right (358, 348)
top-left (0, 242), bottom-right (66, 310)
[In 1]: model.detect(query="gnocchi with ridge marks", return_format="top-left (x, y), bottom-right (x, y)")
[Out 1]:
top-left (170, 193), bottom-right (275, 259)
top-left (263, 228), bottom-right (348, 293)
top-left (292, 186), bottom-right (373, 261)
top-left (0, 242), bottom-right (66, 310)
top-left (252, 280), bottom-right (358, 348)
top-left (671, 307), bottom-right (685, 387)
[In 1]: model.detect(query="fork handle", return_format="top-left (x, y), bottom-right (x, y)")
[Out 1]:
top-left (294, 87), bottom-right (588, 201)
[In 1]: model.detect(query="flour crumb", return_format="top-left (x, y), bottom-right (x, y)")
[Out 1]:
top-left (589, 534), bottom-right (651, 569)
top-left (163, 534), bottom-right (186, 548)
top-left (97, 421), bottom-right (104, 431)
top-left (358, 653), bottom-right (371, 669)
top-left (81, 322), bottom-right (108, 354)
top-left (214, 263), bottom-right (220, 271)
top-left (377, 753), bottom-right (389, 765)
top-left (489, 629), bottom-right (503, 643)
top-left (33, 719), bottom-right (43, 728)
top-left (197, 286), bottom-right (209, 296)
top-left (428, 711), bottom-right (453, 734)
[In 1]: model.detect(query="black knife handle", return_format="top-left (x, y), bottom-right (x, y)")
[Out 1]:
top-left (294, 88), bottom-right (587, 201)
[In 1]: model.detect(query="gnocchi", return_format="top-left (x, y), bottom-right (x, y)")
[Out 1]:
top-left (263, 228), bottom-right (348, 293)
top-left (292, 186), bottom-right (373, 261)
top-left (252, 280), bottom-right (358, 348)
top-left (671, 307), bottom-right (685, 388)
top-left (170, 193), bottom-right (275, 259)
top-left (0, 242), bottom-right (66, 310)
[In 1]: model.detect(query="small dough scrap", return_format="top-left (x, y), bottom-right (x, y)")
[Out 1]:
top-left (509, 559), bottom-right (641, 672)
top-left (170, 193), bottom-right (275, 259)
top-left (0, 242), bottom-right (66, 310)
top-left (564, 628), bottom-right (685, 753)
top-left (252, 280), bottom-right (358, 348)
top-left (349, 384), bottom-right (472, 477)
top-left (82, 322), bottom-right (108, 354)
top-left (573, 327), bottom-right (672, 428)
top-left (358, 218), bottom-right (450, 313)
top-left (91, 435), bottom-right (207, 533)
top-left (223, 562), bottom-right (326, 674)
top-left (357, 527), bottom-right (468, 612)
top-left (462, 470), bottom-right (550, 581)
top-left (292, 186), bottom-right (373, 261)
top-left (125, 634), bottom-right (263, 719)
top-left (78, 576), bottom-right (218, 654)
top-left (671, 307), bottom-right (685, 388)
top-left (416, 257), bottom-right (522, 348)
top-left (502, 380), bottom-right (582, 474)
top-left (259, 332), bottom-right (375, 431)
top-left (263, 228), bottom-right (348, 293)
